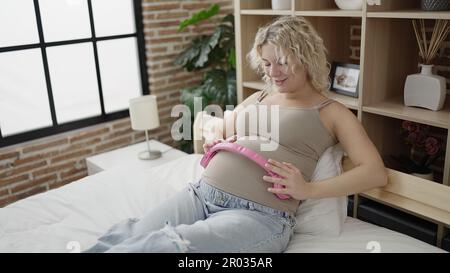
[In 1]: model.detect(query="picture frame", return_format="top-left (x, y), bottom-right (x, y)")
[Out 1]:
top-left (330, 62), bottom-right (360, 98)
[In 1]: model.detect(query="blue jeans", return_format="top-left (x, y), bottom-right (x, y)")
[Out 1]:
top-left (84, 179), bottom-right (296, 253)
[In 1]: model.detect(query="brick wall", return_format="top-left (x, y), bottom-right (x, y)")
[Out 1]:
top-left (0, 0), bottom-right (234, 208)
top-left (349, 19), bottom-right (361, 61)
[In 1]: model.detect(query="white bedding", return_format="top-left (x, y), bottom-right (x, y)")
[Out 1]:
top-left (0, 154), bottom-right (445, 253)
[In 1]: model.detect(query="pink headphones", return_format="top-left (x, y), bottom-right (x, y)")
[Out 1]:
top-left (200, 142), bottom-right (291, 200)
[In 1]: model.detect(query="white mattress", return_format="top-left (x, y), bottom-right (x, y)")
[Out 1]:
top-left (286, 216), bottom-right (445, 253)
top-left (0, 154), bottom-right (445, 253)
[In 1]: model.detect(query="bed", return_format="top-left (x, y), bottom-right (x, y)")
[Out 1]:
top-left (0, 153), bottom-right (447, 253)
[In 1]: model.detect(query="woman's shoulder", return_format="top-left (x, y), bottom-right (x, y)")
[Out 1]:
top-left (320, 98), bottom-right (360, 135)
top-left (318, 98), bottom-right (355, 124)
top-left (319, 97), bottom-right (347, 112)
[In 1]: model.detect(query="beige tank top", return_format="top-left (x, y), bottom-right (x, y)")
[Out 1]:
top-left (201, 91), bottom-right (338, 215)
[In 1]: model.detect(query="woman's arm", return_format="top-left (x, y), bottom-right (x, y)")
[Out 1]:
top-left (306, 103), bottom-right (388, 199)
top-left (264, 102), bottom-right (388, 200)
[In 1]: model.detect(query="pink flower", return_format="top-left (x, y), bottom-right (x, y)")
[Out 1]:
top-left (425, 137), bottom-right (439, 156)
top-left (401, 120), bottom-right (445, 169)
top-left (402, 121), bottom-right (412, 130)
top-left (402, 121), bottom-right (418, 132)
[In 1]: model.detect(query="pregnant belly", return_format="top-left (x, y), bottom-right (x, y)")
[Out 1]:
top-left (200, 137), bottom-right (309, 214)
top-left (202, 137), bottom-right (315, 188)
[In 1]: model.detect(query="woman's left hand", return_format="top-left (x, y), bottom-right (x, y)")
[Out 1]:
top-left (263, 159), bottom-right (311, 201)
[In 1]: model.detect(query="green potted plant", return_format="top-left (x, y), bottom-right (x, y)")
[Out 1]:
top-left (174, 4), bottom-right (237, 153)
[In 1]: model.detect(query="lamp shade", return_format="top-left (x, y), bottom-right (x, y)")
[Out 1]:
top-left (129, 95), bottom-right (160, 131)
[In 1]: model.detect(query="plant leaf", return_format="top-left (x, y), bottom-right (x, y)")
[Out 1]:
top-left (174, 43), bottom-right (200, 68)
top-left (228, 47), bottom-right (236, 70)
top-left (203, 69), bottom-right (225, 104)
top-left (222, 14), bottom-right (234, 28)
top-left (178, 4), bottom-right (220, 32)
top-left (202, 69), bottom-right (237, 108)
top-left (209, 26), bottom-right (222, 49)
top-left (195, 40), bottom-right (213, 68)
top-left (174, 36), bottom-right (209, 71)
top-left (226, 69), bottom-right (237, 106)
top-left (180, 86), bottom-right (205, 118)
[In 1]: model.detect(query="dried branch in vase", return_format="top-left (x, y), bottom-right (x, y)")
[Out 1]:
top-left (412, 19), bottom-right (450, 65)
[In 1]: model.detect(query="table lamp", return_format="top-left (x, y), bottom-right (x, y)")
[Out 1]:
top-left (129, 95), bottom-right (162, 160)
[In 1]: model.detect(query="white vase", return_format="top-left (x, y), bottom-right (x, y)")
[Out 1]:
top-left (334, 0), bottom-right (364, 10)
top-left (271, 0), bottom-right (291, 10)
top-left (404, 64), bottom-right (446, 111)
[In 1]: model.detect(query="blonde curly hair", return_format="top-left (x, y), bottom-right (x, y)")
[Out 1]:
top-left (246, 16), bottom-right (330, 93)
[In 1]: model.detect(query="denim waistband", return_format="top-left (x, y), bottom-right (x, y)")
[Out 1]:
top-left (197, 180), bottom-right (293, 220)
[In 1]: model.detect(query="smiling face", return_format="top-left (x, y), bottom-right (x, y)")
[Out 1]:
top-left (247, 17), bottom-right (330, 94)
top-left (261, 43), bottom-right (309, 94)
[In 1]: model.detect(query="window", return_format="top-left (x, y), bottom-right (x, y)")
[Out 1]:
top-left (0, 0), bottom-right (149, 148)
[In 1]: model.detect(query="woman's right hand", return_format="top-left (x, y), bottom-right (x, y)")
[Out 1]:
top-left (203, 135), bottom-right (237, 153)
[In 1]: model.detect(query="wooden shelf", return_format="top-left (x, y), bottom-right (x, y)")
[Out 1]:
top-left (359, 166), bottom-right (450, 227)
top-left (360, 189), bottom-right (450, 227)
top-left (363, 97), bottom-right (450, 129)
top-left (240, 9), bottom-right (363, 18)
top-left (294, 9), bottom-right (362, 18)
top-left (240, 9), bottom-right (291, 16)
top-left (367, 10), bottom-right (450, 20)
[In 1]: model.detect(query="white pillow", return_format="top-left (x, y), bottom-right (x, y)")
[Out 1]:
top-left (294, 144), bottom-right (348, 236)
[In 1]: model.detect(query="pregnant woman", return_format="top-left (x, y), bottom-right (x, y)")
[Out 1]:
top-left (85, 16), bottom-right (387, 253)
